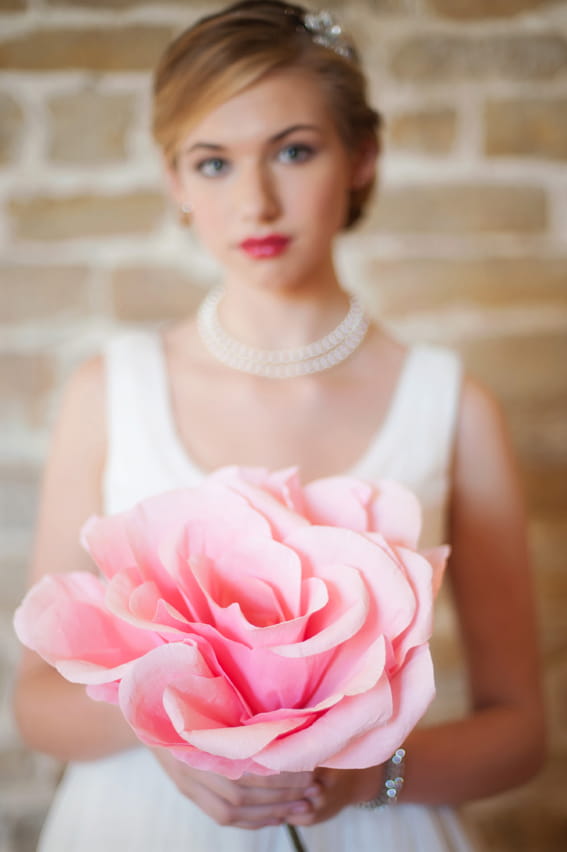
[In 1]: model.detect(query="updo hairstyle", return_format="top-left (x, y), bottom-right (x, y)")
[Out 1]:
top-left (152, 0), bottom-right (382, 229)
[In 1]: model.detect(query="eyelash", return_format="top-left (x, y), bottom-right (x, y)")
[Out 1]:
top-left (194, 143), bottom-right (316, 178)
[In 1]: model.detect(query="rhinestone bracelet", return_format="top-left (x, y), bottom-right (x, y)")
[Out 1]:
top-left (358, 747), bottom-right (406, 809)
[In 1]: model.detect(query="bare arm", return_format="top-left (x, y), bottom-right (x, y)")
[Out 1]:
top-left (290, 376), bottom-right (546, 824)
top-left (12, 357), bottom-right (138, 760)
top-left (400, 376), bottom-right (545, 803)
top-left (11, 357), bottom-right (316, 826)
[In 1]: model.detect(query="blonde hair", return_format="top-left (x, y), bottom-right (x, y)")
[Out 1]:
top-left (152, 0), bottom-right (382, 229)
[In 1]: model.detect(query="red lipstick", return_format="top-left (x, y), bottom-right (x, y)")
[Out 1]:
top-left (240, 234), bottom-right (290, 259)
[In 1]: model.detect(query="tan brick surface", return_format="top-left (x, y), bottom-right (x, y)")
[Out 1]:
top-left (0, 464), bottom-right (40, 535)
top-left (47, 91), bottom-right (137, 164)
top-left (0, 265), bottom-right (90, 322)
top-left (359, 257), bottom-right (567, 316)
top-left (457, 332), bottom-right (567, 402)
top-left (0, 354), bottom-right (55, 426)
top-left (0, 0), bottom-right (26, 9)
top-left (0, 91), bottom-right (24, 166)
top-left (0, 554), bottom-right (29, 615)
top-left (111, 266), bottom-right (204, 322)
top-left (0, 26), bottom-right (174, 71)
top-left (390, 34), bottom-right (567, 81)
top-left (1, 0), bottom-right (566, 849)
top-left (387, 107), bottom-right (457, 154)
top-left (531, 518), bottom-right (567, 656)
top-left (523, 464), bottom-right (567, 517)
top-left (367, 184), bottom-right (547, 233)
top-left (427, 0), bottom-right (552, 18)
top-left (485, 98), bottom-right (567, 160)
top-left (9, 192), bottom-right (166, 240)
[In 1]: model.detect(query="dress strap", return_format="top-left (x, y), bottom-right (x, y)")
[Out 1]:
top-left (102, 330), bottom-right (193, 515)
top-left (352, 343), bottom-right (463, 547)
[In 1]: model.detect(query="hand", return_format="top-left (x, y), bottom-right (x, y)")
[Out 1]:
top-left (152, 748), bottom-right (319, 829)
top-left (286, 764), bottom-right (385, 826)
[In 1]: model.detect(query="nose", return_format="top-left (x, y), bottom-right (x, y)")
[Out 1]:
top-left (237, 161), bottom-right (281, 224)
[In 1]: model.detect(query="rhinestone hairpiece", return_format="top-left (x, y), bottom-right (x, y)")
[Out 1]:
top-left (302, 10), bottom-right (354, 60)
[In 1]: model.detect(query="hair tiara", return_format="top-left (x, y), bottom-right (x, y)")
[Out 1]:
top-left (285, 7), bottom-right (356, 61)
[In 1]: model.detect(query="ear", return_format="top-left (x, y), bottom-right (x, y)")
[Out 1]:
top-left (160, 151), bottom-right (185, 207)
top-left (350, 135), bottom-right (379, 191)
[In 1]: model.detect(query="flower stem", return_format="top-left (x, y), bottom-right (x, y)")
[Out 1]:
top-left (286, 823), bottom-right (308, 852)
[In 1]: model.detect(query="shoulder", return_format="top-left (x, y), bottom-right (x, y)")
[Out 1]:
top-left (47, 354), bottom-right (108, 481)
top-left (455, 375), bottom-right (513, 469)
top-left (58, 353), bottom-right (105, 434)
top-left (451, 372), bottom-right (523, 513)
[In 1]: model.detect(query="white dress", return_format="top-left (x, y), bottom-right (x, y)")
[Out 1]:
top-left (38, 330), bottom-right (478, 852)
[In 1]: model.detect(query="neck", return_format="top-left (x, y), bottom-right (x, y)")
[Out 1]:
top-left (218, 272), bottom-right (350, 351)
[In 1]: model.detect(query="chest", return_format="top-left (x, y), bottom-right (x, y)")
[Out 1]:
top-left (168, 366), bottom-right (398, 481)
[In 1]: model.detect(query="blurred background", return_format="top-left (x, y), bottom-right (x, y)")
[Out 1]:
top-left (0, 0), bottom-right (566, 850)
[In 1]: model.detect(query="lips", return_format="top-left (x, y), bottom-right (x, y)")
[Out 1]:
top-left (240, 235), bottom-right (290, 259)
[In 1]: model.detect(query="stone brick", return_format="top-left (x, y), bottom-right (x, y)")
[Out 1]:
top-left (0, 265), bottom-right (90, 323)
top-left (0, 25), bottom-right (173, 72)
top-left (0, 91), bottom-right (24, 166)
top-left (387, 107), bottom-right (457, 154)
top-left (523, 464), bottom-right (567, 518)
top-left (467, 756), bottom-right (567, 851)
top-left (110, 266), bottom-right (204, 322)
top-left (505, 397), bottom-right (567, 466)
top-left (0, 554), bottom-right (29, 616)
top-left (0, 746), bottom-right (43, 789)
top-left (46, 0), bottom-right (192, 5)
top-left (485, 98), bottom-right (567, 161)
top-left (359, 257), bottom-right (567, 317)
top-left (0, 0), bottom-right (26, 9)
top-left (47, 91), bottom-right (136, 165)
top-left (457, 331), bottom-right (567, 403)
top-left (546, 655), bottom-right (567, 752)
top-left (390, 34), bottom-right (567, 82)
top-left (531, 519), bottom-right (567, 655)
top-left (8, 192), bottom-right (166, 240)
top-left (0, 354), bottom-right (55, 427)
top-left (6, 807), bottom-right (46, 852)
top-left (427, 0), bottom-right (551, 18)
top-left (367, 184), bottom-right (547, 234)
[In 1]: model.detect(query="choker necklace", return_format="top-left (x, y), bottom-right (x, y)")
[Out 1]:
top-left (197, 286), bottom-right (369, 379)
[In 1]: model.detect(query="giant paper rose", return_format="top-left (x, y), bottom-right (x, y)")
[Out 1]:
top-left (14, 467), bottom-right (447, 779)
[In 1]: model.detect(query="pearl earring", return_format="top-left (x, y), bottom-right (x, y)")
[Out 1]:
top-left (181, 201), bottom-right (192, 214)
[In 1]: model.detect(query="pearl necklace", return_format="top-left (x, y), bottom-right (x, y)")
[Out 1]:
top-left (197, 287), bottom-right (369, 378)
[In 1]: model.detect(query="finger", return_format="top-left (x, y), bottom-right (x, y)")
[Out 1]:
top-left (239, 771), bottom-right (315, 788)
top-left (219, 779), bottom-right (318, 808)
top-left (219, 797), bottom-right (314, 828)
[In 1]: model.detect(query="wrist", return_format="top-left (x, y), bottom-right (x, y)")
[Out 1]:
top-left (357, 747), bottom-right (406, 809)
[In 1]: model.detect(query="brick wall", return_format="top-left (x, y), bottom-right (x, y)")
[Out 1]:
top-left (1, 1), bottom-right (566, 850)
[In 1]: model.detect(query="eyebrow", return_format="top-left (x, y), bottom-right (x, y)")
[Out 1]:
top-left (182, 123), bottom-right (322, 155)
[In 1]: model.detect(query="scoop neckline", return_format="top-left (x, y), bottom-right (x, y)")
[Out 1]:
top-left (152, 330), bottom-right (417, 482)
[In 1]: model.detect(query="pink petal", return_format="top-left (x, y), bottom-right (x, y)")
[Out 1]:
top-left (255, 672), bottom-right (394, 772)
top-left (119, 642), bottom-right (236, 746)
top-left (271, 563), bottom-right (369, 658)
top-left (322, 644), bottom-right (435, 768)
top-left (180, 715), bottom-right (307, 761)
top-left (422, 545), bottom-right (450, 599)
top-left (285, 526), bottom-right (415, 640)
top-left (303, 476), bottom-right (374, 531)
top-left (13, 572), bottom-right (159, 684)
top-left (366, 479), bottom-right (423, 548)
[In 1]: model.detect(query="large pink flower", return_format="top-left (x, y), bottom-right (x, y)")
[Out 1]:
top-left (14, 467), bottom-right (447, 779)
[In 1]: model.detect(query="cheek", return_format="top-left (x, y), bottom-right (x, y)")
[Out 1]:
top-left (301, 170), bottom-right (350, 235)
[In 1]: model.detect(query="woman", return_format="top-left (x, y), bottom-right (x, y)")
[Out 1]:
top-left (13, 2), bottom-right (544, 850)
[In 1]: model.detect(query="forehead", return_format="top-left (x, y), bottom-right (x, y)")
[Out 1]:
top-left (180, 68), bottom-right (336, 147)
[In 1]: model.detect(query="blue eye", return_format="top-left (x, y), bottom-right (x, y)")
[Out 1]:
top-left (278, 144), bottom-right (315, 164)
top-left (196, 157), bottom-right (229, 178)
